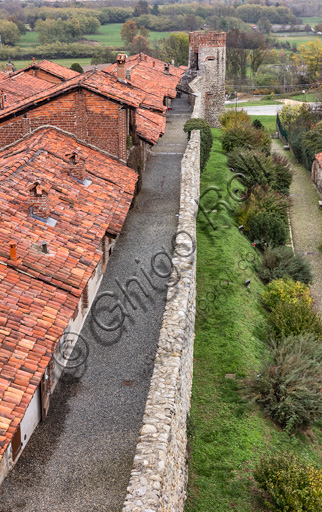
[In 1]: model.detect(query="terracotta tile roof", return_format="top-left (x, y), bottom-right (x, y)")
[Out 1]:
top-left (0, 70), bottom-right (165, 121)
top-left (136, 108), bottom-right (166, 144)
top-left (103, 53), bottom-right (184, 100)
top-left (0, 72), bottom-right (53, 106)
top-left (0, 126), bottom-right (138, 460)
top-left (13, 60), bottom-right (80, 81)
top-left (0, 71), bottom-right (166, 145)
top-left (120, 53), bottom-right (184, 78)
top-left (315, 153), bottom-right (322, 165)
top-left (0, 264), bottom-right (79, 459)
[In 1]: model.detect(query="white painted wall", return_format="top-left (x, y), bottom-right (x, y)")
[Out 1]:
top-left (18, 386), bottom-right (41, 457)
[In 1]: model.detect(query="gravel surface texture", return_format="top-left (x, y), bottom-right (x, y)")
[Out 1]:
top-left (0, 96), bottom-right (192, 512)
top-left (272, 140), bottom-right (322, 310)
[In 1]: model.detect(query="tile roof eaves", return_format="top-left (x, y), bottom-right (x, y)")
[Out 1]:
top-left (0, 81), bottom-right (81, 121)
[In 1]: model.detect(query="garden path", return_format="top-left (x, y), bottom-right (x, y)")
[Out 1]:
top-left (272, 140), bottom-right (322, 312)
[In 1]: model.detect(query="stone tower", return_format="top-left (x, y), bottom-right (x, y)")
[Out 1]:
top-left (188, 31), bottom-right (226, 128)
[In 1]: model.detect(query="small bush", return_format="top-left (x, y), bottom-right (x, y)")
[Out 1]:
top-left (252, 333), bottom-right (322, 432)
top-left (228, 149), bottom-right (292, 195)
top-left (70, 63), bottom-right (83, 73)
top-left (236, 186), bottom-right (289, 232)
top-left (271, 153), bottom-right (293, 195)
top-left (221, 125), bottom-right (271, 154)
top-left (219, 109), bottom-right (251, 130)
top-left (269, 300), bottom-right (322, 339)
top-left (248, 211), bottom-right (288, 248)
top-left (252, 118), bottom-right (264, 130)
top-left (254, 452), bottom-right (322, 511)
top-left (258, 245), bottom-right (312, 284)
top-left (184, 118), bottom-right (213, 171)
top-left (262, 277), bottom-right (312, 310)
top-left (228, 149), bottom-right (275, 189)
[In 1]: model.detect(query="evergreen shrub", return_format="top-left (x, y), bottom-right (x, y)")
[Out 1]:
top-left (184, 118), bottom-right (213, 172)
top-left (254, 452), bottom-right (322, 511)
top-left (262, 277), bottom-right (312, 310)
top-left (258, 245), bottom-right (312, 284)
top-left (252, 333), bottom-right (322, 432)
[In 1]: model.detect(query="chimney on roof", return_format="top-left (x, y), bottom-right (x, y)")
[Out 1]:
top-left (125, 68), bottom-right (131, 81)
top-left (6, 59), bottom-right (13, 76)
top-left (28, 181), bottom-right (50, 220)
top-left (171, 58), bottom-right (175, 66)
top-left (0, 90), bottom-right (4, 110)
top-left (32, 57), bottom-right (35, 64)
top-left (144, 55), bottom-right (147, 61)
top-left (164, 63), bottom-right (170, 75)
top-left (66, 148), bottom-right (86, 182)
top-left (152, 61), bottom-right (155, 68)
top-left (116, 53), bottom-right (127, 81)
top-left (9, 241), bottom-right (17, 260)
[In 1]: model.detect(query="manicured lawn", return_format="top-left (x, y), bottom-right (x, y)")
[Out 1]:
top-left (185, 129), bottom-right (322, 511)
top-left (226, 99), bottom-right (281, 108)
top-left (250, 115), bottom-right (277, 134)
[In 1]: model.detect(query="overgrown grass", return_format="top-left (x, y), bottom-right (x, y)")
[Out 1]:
top-left (185, 129), bottom-right (322, 512)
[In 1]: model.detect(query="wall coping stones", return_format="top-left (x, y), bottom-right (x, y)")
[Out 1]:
top-left (122, 100), bottom-right (201, 511)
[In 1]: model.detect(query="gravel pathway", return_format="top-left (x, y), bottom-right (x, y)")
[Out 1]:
top-left (0, 96), bottom-right (192, 512)
top-left (272, 140), bottom-right (322, 310)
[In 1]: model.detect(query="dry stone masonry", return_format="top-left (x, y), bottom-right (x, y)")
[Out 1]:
top-left (188, 31), bottom-right (226, 128)
top-left (122, 128), bottom-right (200, 512)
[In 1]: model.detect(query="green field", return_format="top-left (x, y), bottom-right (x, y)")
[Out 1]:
top-left (18, 30), bottom-right (39, 48)
top-left (0, 23), bottom-right (174, 70)
top-left (85, 23), bottom-right (172, 47)
top-left (275, 34), bottom-right (320, 46)
top-left (301, 16), bottom-right (322, 26)
top-left (3, 57), bottom-right (92, 71)
top-left (16, 24), bottom-right (172, 51)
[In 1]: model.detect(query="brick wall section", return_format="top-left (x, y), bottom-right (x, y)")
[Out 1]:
top-left (118, 107), bottom-right (127, 161)
top-left (187, 31), bottom-right (226, 128)
top-left (0, 90), bottom-right (127, 162)
top-left (122, 113), bottom-right (200, 511)
top-left (75, 90), bottom-right (87, 141)
top-left (25, 68), bottom-right (62, 84)
top-left (85, 91), bottom-right (125, 160)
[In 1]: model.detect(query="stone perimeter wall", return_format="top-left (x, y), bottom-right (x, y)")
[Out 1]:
top-left (122, 108), bottom-right (201, 511)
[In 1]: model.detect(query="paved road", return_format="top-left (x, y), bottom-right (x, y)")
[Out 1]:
top-left (0, 96), bottom-right (192, 512)
top-left (237, 104), bottom-right (283, 116)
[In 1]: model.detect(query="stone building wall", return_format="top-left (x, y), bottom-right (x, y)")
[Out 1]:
top-left (122, 113), bottom-right (200, 512)
top-left (188, 31), bottom-right (226, 128)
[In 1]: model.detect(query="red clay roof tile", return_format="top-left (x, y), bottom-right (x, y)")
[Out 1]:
top-left (136, 108), bottom-right (166, 144)
top-left (13, 60), bottom-right (79, 81)
top-left (103, 53), bottom-right (184, 101)
top-left (0, 126), bottom-right (138, 461)
top-left (0, 72), bottom-right (53, 107)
